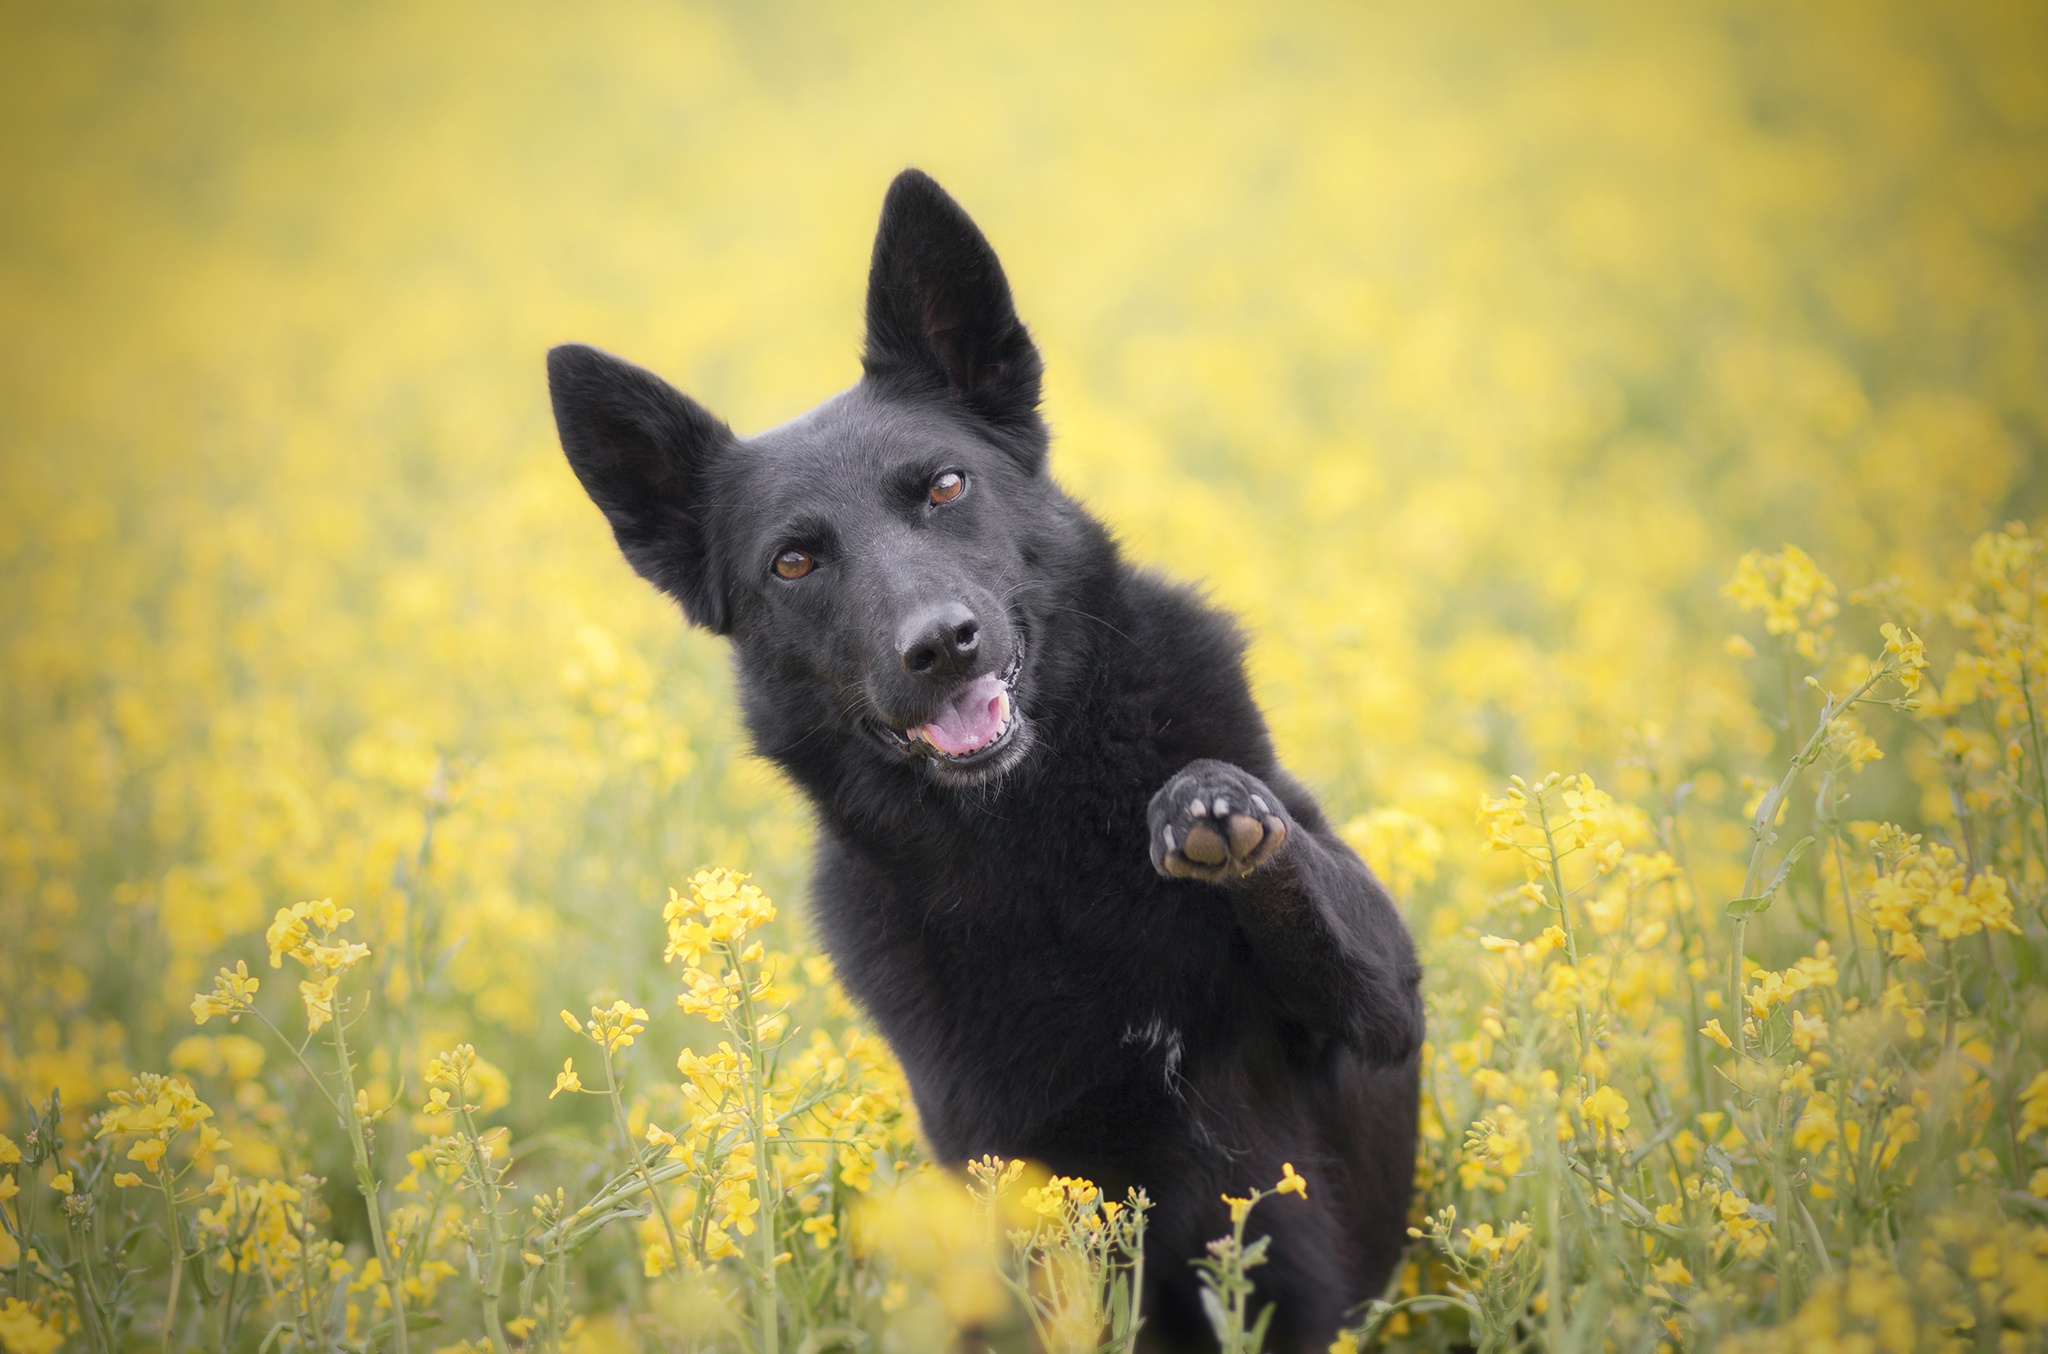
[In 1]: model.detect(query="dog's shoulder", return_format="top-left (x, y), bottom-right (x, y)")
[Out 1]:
top-left (1108, 565), bottom-right (1279, 776)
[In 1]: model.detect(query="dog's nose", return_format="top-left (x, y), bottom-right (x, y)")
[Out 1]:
top-left (898, 603), bottom-right (981, 681)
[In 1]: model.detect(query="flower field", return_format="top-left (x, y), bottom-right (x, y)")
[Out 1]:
top-left (3, 2), bottom-right (2047, 1350)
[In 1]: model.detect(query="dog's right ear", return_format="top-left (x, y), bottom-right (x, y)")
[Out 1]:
top-left (547, 343), bottom-right (735, 633)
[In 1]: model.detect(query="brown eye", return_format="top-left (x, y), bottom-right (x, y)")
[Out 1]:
top-left (773, 549), bottom-right (814, 580)
top-left (928, 470), bottom-right (966, 505)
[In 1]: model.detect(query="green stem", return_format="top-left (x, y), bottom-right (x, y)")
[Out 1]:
top-left (11, 1164), bottom-right (36, 1302)
top-left (600, 1045), bottom-right (685, 1277)
top-left (1534, 795), bottom-right (1592, 1088)
top-left (1728, 666), bottom-right (1892, 1058)
top-left (726, 940), bottom-right (780, 1354)
top-left (1544, 1132), bottom-right (1568, 1354)
top-left (329, 1008), bottom-right (409, 1354)
top-left (66, 1208), bottom-right (112, 1354)
top-left (455, 1101), bottom-right (510, 1354)
top-left (2016, 613), bottom-right (2048, 868)
top-left (158, 1171), bottom-right (184, 1354)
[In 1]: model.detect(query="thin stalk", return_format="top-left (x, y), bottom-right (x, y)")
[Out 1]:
top-left (1830, 837), bottom-right (1870, 1004)
top-left (12, 1155), bottom-right (37, 1301)
top-left (158, 1172), bottom-right (185, 1354)
top-left (328, 1009), bottom-right (409, 1354)
top-left (2017, 586), bottom-right (2048, 866)
top-left (1534, 797), bottom-right (1592, 1088)
top-left (454, 1101), bottom-right (510, 1354)
top-left (1544, 1127), bottom-right (1567, 1354)
top-left (66, 1206), bottom-right (113, 1354)
top-left (600, 1045), bottom-right (684, 1275)
top-left (1770, 1090), bottom-right (1798, 1318)
top-left (726, 939), bottom-right (780, 1354)
top-left (1729, 666), bottom-right (1891, 1056)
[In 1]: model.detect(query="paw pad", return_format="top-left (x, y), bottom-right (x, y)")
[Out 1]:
top-left (1148, 760), bottom-right (1291, 882)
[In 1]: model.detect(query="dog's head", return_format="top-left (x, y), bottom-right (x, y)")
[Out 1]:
top-left (549, 170), bottom-right (1095, 789)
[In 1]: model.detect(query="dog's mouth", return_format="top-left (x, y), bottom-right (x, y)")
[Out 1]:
top-left (886, 647), bottom-right (1025, 766)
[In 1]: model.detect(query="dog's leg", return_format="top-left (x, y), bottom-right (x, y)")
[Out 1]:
top-left (1148, 759), bottom-right (1422, 1062)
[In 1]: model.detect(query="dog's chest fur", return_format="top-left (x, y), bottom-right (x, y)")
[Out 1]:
top-left (792, 569), bottom-right (1278, 1163)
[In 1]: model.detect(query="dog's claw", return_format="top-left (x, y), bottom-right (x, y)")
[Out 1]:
top-left (1187, 798), bottom-right (1208, 817)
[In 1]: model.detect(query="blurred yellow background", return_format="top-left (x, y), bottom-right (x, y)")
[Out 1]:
top-left (1, 1), bottom-right (2044, 1326)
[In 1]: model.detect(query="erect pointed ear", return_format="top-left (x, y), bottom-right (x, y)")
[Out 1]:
top-left (862, 169), bottom-right (1045, 457)
top-left (547, 343), bottom-right (736, 633)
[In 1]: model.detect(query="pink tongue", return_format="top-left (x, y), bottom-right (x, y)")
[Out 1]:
top-left (916, 675), bottom-right (1011, 756)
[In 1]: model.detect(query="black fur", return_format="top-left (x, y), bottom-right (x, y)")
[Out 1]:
top-left (548, 169), bottom-right (1422, 1352)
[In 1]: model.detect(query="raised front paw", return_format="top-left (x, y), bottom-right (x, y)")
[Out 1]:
top-left (1148, 759), bottom-right (1292, 882)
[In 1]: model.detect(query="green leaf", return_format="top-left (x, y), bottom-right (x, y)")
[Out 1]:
top-left (1763, 835), bottom-right (1817, 898)
top-left (1726, 835), bottom-right (1816, 915)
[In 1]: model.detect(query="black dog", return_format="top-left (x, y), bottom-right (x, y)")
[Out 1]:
top-left (548, 170), bottom-right (1421, 1352)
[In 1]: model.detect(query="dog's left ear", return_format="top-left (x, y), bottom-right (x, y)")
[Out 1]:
top-left (862, 169), bottom-right (1046, 465)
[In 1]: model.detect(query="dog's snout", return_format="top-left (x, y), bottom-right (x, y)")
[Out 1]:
top-left (899, 603), bottom-right (980, 680)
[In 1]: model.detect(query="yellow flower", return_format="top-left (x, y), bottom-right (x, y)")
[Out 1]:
top-left (1794, 1097), bottom-right (1843, 1155)
top-left (0, 1298), bottom-right (64, 1354)
top-left (190, 960), bottom-right (261, 1024)
top-left (1879, 622), bottom-right (1926, 692)
top-left (1462, 1222), bottom-right (1505, 1259)
top-left (1882, 982), bottom-right (1928, 1040)
top-left (2019, 1071), bottom-right (2048, 1138)
top-left (1583, 1085), bottom-right (1631, 1136)
top-left (0, 1136), bottom-right (17, 1165)
top-left (299, 975), bottom-right (339, 1032)
top-left (667, 868), bottom-right (778, 958)
top-left (48, 1173), bottom-right (72, 1194)
top-left (1725, 546), bottom-right (1838, 652)
top-left (549, 1059), bottom-right (582, 1099)
top-left (1275, 1162), bottom-right (1308, 1198)
top-left (1920, 871), bottom-right (2020, 940)
top-left (265, 908), bottom-right (309, 967)
top-left (1651, 1257), bottom-right (1692, 1286)
top-left (1222, 1194), bottom-right (1253, 1225)
top-left (264, 899), bottom-right (359, 969)
top-left (1475, 790), bottom-right (1526, 851)
top-left (801, 1213), bottom-right (838, 1248)
top-left (1459, 1219), bottom-right (1531, 1261)
top-left (128, 1138), bottom-right (167, 1173)
top-left (1790, 1010), bottom-right (1829, 1054)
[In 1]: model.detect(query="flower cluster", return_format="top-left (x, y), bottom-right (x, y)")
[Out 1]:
top-left (1725, 544), bottom-right (1840, 659)
top-left (96, 1072), bottom-right (226, 1175)
top-left (1861, 838), bottom-right (2019, 960)
top-left (262, 899), bottom-right (372, 1033)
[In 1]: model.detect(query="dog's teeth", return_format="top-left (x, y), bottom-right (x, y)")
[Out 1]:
top-left (1212, 796), bottom-right (1230, 817)
top-left (1187, 799), bottom-right (1208, 817)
